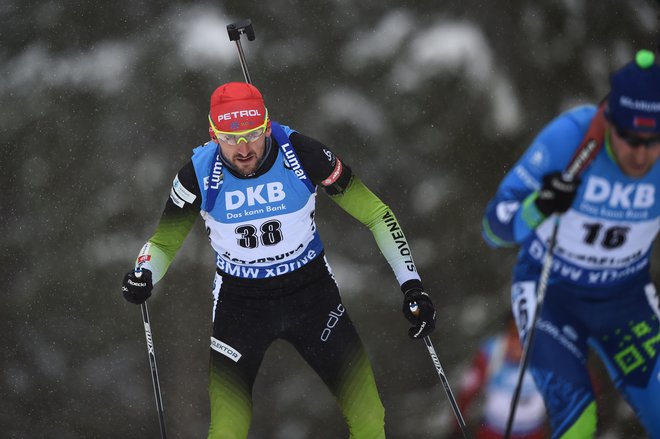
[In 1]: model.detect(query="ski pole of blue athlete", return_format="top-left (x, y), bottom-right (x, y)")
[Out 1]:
top-left (141, 301), bottom-right (167, 439)
top-left (503, 116), bottom-right (604, 439)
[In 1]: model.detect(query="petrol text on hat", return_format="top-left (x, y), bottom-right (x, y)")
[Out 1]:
top-left (217, 109), bottom-right (263, 121)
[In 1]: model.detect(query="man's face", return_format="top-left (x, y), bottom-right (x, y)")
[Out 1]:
top-left (217, 127), bottom-right (271, 176)
top-left (609, 122), bottom-right (660, 177)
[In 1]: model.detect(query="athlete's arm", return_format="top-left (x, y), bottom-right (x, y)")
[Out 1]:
top-left (291, 133), bottom-right (422, 289)
top-left (292, 132), bottom-right (434, 337)
top-left (134, 160), bottom-right (201, 284)
top-left (331, 176), bottom-right (422, 287)
top-left (288, 132), bottom-right (352, 194)
top-left (482, 106), bottom-right (595, 247)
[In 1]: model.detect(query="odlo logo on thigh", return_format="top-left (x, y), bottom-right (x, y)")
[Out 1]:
top-left (320, 304), bottom-right (345, 342)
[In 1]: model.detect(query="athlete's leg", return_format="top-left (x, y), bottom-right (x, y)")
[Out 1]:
top-left (207, 275), bottom-right (276, 439)
top-left (282, 274), bottom-right (385, 439)
top-left (511, 280), bottom-right (597, 439)
top-left (588, 281), bottom-right (660, 438)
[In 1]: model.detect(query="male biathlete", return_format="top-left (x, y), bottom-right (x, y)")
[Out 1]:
top-left (482, 50), bottom-right (660, 438)
top-left (121, 82), bottom-right (436, 438)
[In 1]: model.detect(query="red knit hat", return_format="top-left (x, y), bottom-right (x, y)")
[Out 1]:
top-left (209, 82), bottom-right (267, 136)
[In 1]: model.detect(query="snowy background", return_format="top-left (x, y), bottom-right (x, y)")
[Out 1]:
top-left (2, 0), bottom-right (658, 437)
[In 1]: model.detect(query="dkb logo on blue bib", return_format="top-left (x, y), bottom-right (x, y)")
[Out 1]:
top-left (225, 182), bottom-right (286, 210)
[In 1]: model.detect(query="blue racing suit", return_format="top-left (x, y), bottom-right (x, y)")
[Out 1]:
top-left (482, 105), bottom-right (660, 438)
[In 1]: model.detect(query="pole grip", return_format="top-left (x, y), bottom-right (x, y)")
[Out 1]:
top-left (226, 19), bottom-right (256, 84)
top-left (227, 19), bottom-right (255, 41)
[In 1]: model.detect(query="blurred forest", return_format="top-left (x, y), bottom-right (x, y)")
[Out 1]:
top-left (2, 0), bottom-right (659, 437)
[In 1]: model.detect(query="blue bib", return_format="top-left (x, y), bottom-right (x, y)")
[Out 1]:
top-left (191, 123), bottom-right (324, 278)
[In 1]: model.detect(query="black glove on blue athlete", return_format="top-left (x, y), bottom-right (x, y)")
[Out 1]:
top-left (122, 269), bottom-right (153, 305)
top-left (535, 172), bottom-right (580, 217)
top-left (402, 288), bottom-right (436, 339)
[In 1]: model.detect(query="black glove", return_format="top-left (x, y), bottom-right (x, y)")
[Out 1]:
top-left (402, 288), bottom-right (436, 339)
top-left (535, 172), bottom-right (580, 217)
top-left (121, 269), bottom-right (153, 305)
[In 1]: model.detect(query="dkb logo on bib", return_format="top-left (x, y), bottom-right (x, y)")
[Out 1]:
top-left (225, 182), bottom-right (286, 210)
top-left (583, 176), bottom-right (654, 209)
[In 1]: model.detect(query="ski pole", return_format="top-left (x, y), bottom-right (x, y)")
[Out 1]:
top-left (421, 335), bottom-right (468, 438)
top-left (141, 299), bottom-right (167, 439)
top-left (409, 303), bottom-right (467, 438)
top-left (503, 112), bottom-right (604, 438)
top-left (227, 19), bottom-right (256, 84)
